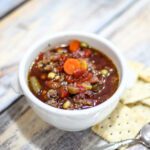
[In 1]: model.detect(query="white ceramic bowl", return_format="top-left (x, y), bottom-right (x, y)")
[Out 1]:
top-left (18, 32), bottom-right (126, 131)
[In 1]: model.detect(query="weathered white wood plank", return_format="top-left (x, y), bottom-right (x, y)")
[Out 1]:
top-left (0, 0), bottom-right (137, 68)
top-left (0, 0), bottom-right (27, 18)
top-left (1, 0), bottom-right (150, 150)
top-left (0, 97), bottom-right (101, 150)
top-left (0, 0), bottom-right (138, 113)
top-left (100, 0), bottom-right (150, 65)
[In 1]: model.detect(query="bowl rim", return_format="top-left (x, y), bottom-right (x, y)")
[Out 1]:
top-left (19, 31), bottom-right (126, 116)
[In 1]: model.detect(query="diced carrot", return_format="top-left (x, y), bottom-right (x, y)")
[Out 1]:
top-left (41, 90), bottom-right (47, 96)
top-left (84, 49), bottom-right (92, 57)
top-left (69, 40), bottom-right (80, 52)
top-left (64, 58), bottom-right (81, 75)
top-left (59, 87), bottom-right (69, 98)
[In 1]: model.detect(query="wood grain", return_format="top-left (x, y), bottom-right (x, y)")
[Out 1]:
top-left (0, 0), bottom-right (137, 68)
top-left (0, 97), bottom-right (101, 150)
top-left (0, 0), bottom-right (28, 19)
top-left (100, 0), bottom-right (150, 65)
top-left (0, 0), bottom-right (150, 150)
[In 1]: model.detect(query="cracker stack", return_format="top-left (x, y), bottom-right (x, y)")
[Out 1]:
top-left (92, 61), bottom-right (150, 142)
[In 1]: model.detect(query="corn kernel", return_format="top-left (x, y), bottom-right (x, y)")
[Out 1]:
top-left (100, 69), bottom-right (109, 76)
top-left (63, 100), bottom-right (71, 109)
top-left (48, 72), bottom-right (56, 79)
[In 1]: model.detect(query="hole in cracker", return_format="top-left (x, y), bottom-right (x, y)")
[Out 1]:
top-left (101, 126), bottom-right (103, 129)
top-left (116, 115), bottom-right (119, 118)
top-left (108, 117), bottom-right (111, 120)
top-left (109, 125), bottom-right (112, 128)
top-left (110, 133), bottom-right (113, 135)
top-left (118, 123), bottom-right (121, 126)
top-left (128, 130), bottom-right (130, 133)
top-left (119, 131), bottom-right (122, 134)
top-left (126, 122), bottom-right (129, 125)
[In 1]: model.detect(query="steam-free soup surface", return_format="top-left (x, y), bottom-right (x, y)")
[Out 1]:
top-left (28, 40), bottom-right (119, 110)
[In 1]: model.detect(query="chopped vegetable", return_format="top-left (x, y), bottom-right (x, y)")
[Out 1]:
top-left (37, 61), bottom-right (44, 68)
top-left (100, 69), bottom-right (109, 77)
top-left (81, 72), bottom-right (93, 82)
top-left (29, 76), bottom-right (41, 94)
top-left (80, 42), bottom-right (88, 48)
top-left (57, 48), bottom-right (64, 54)
top-left (28, 39), bottom-right (119, 110)
top-left (50, 54), bottom-right (60, 61)
top-left (40, 74), bottom-right (47, 80)
top-left (44, 65), bottom-right (53, 71)
top-left (47, 89), bottom-right (57, 98)
top-left (69, 40), bottom-right (80, 52)
top-left (81, 82), bottom-right (92, 90)
top-left (55, 75), bottom-right (60, 80)
top-left (59, 87), bottom-right (69, 98)
top-left (46, 99), bottom-right (57, 107)
top-left (80, 59), bottom-right (88, 70)
top-left (84, 49), bottom-right (92, 57)
top-left (68, 85), bottom-right (80, 94)
top-left (66, 75), bottom-right (74, 83)
top-left (64, 58), bottom-right (81, 75)
top-left (42, 90), bottom-right (47, 96)
top-left (63, 100), bottom-right (71, 109)
top-left (90, 76), bottom-right (99, 83)
top-left (48, 72), bottom-right (56, 79)
top-left (73, 69), bottom-right (85, 78)
top-left (45, 81), bottom-right (60, 89)
top-left (92, 83), bottom-right (102, 92)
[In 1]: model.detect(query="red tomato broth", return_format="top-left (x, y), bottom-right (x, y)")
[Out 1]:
top-left (28, 40), bottom-right (119, 110)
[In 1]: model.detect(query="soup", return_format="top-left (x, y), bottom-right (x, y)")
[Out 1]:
top-left (28, 40), bottom-right (119, 110)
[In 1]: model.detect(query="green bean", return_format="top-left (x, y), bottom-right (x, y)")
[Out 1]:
top-left (29, 76), bottom-right (41, 94)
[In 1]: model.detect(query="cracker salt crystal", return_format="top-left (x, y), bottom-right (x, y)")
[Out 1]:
top-left (92, 103), bottom-right (143, 142)
top-left (139, 67), bottom-right (150, 83)
top-left (121, 81), bottom-right (150, 104)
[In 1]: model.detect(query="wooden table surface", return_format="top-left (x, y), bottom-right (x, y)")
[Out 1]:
top-left (0, 0), bottom-right (150, 150)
